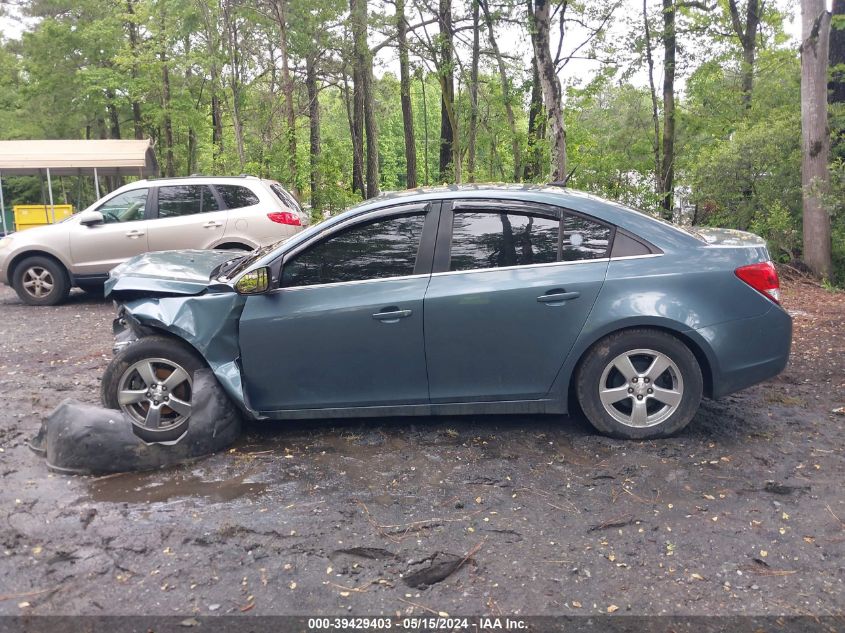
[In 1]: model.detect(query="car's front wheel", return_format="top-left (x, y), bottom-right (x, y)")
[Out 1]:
top-left (576, 329), bottom-right (703, 439)
top-left (101, 336), bottom-right (205, 443)
top-left (11, 256), bottom-right (70, 306)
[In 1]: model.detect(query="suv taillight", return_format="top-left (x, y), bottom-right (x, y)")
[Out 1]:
top-left (267, 211), bottom-right (301, 226)
top-left (735, 261), bottom-right (781, 304)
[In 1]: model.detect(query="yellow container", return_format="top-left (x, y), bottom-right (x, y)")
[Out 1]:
top-left (13, 204), bottom-right (74, 231)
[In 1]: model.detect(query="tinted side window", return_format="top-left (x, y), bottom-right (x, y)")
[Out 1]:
top-left (157, 185), bottom-right (219, 218)
top-left (561, 214), bottom-right (611, 260)
top-left (217, 185), bottom-right (259, 209)
top-left (269, 183), bottom-right (300, 211)
top-left (450, 212), bottom-right (559, 271)
top-left (282, 214), bottom-right (426, 288)
top-left (97, 189), bottom-right (148, 223)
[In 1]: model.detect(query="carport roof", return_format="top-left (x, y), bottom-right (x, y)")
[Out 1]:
top-left (0, 139), bottom-right (159, 176)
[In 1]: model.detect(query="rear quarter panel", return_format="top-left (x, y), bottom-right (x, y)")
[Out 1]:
top-left (548, 244), bottom-right (782, 407)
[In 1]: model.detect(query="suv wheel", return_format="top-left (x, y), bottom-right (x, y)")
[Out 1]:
top-left (12, 256), bottom-right (71, 306)
top-left (101, 336), bottom-right (205, 443)
top-left (576, 329), bottom-right (703, 439)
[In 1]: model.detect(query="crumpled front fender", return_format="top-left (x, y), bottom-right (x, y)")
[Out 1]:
top-left (120, 293), bottom-right (253, 415)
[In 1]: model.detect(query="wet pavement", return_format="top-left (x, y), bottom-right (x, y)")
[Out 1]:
top-left (0, 281), bottom-right (843, 617)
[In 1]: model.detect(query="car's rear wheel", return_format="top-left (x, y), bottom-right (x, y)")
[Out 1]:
top-left (11, 256), bottom-right (70, 306)
top-left (576, 329), bottom-right (703, 439)
top-left (101, 336), bottom-right (205, 443)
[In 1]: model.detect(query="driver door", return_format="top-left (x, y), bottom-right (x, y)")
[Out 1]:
top-left (69, 188), bottom-right (150, 277)
top-left (238, 203), bottom-right (436, 413)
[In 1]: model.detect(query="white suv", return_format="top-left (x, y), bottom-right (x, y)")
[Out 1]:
top-left (0, 176), bottom-right (307, 305)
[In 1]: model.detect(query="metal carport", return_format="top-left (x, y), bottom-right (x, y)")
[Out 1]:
top-left (0, 139), bottom-right (159, 234)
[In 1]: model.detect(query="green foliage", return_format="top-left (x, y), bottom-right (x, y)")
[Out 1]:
top-left (0, 0), bottom-right (838, 279)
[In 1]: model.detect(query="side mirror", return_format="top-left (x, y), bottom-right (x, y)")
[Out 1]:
top-left (235, 266), bottom-right (271, 295)
top-left (78, 210), bottom-right (104, 226)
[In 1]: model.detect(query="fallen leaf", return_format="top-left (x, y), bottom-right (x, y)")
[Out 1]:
top-left (607, 605), bottom-right (619, 613)
top-left (572, 601), bottom-right (582, 608)
top-left (703, 494), bottom-right (715, 500)
top-left (690, 573), bottom-right (704, 581)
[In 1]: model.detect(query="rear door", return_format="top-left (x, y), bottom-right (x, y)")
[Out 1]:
top-left (423, 200), bottom-right (611, 403)
top-left (238, 202), bottom-right (438, 412)
top-left (147, 184), bottom-right (229, 251)
top-left (68, 188), bottom-right (150, 276)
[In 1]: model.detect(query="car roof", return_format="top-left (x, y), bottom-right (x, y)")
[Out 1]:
top-left (125, 175), bottom-right (264, 186)
top-left (333, 184), bottom-right (700, 248)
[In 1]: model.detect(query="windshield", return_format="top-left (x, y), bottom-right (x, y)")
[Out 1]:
top-left (217, 238), bottom-right (287, 280)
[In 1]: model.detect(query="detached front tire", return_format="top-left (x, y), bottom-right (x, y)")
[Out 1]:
top-left (576, 328), bottom-right (703, 440)
top-left (12, 256), bottom-right (70, 306)
top-left (101, 335), bottom-right (206, 443)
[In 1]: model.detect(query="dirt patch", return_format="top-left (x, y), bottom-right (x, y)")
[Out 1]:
top-left (0, 281), bottom-right (843, 616)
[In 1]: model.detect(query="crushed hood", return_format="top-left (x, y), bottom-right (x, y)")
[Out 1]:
top-left (105, 249), bottom-right (242, 297)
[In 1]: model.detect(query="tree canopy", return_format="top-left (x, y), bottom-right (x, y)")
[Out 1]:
top-left (0, 0), bottom-right (842, 281)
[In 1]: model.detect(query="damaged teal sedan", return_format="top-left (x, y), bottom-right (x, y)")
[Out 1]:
top-left (102, 186), bottom-right (792, 442)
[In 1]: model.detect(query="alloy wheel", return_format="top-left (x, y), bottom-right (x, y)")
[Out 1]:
top-left (117, 358), bottom-right (193, 434)
top-left (21, 266), bottom-right (54, 299)
top-left (598, 348), bottom-right (684, 428)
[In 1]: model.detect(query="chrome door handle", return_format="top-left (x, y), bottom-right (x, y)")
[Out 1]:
top-left (125, 230), bottom-right (145, 238)
top-left (537, 290), bottom-right (580, 304)
top-left (372, 309), bottom-right (412, 322)
top-left (203, 221), bottom-right (223, 228)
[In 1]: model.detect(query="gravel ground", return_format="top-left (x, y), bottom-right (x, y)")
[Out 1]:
top-left (0, 277), bottom-right (843, 618)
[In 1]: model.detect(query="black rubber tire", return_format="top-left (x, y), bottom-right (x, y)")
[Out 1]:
top-left (575, 328), bottom-right (703, 440)
top-left (101, 335), bottom-right (206, 443)
top-left (11, 256), bottom-right (71, 306)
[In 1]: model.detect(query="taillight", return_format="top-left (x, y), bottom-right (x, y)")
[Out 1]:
top-left (735, 261), bottom-right (781, 304)
top-left (267, 211), bottom-right (301, 226)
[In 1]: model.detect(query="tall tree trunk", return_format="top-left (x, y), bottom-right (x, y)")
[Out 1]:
top-left (306, 53), bottom-right (322, 213)
top-left (362, 64), bottom-right (380, 198)
top-left (222, 0), bottom-right (246, 171)
top-left (397, 0), bottom-right (417, 188)
top-left (643, 0), bottom-right (663, 204)
top-left (126, 0), bottom-right (143, 139)
top-left (830, 0), bottom-right (845, 158)
top-left (105, 92), bottom-right (121, 140)
top-left (200, 1), bottom-right (225, 170)
top-left (344, 63), bottom-right (365, 195)
top-left (529, 0), bottom-right (565, 181)
top-left (727, 0), bottom-right (760, 109)
top-left (420, 72), bottom-right (430, 186)
top-left (274, 0), bottom-right (298, 193)
top-left (467, 0), bottom-right (480, 182)
top-left (159, 7), bottom-right (175, 178)
top-left (660, 0), bottom-right (676, 220)
top-left (480, 0), bottom-right (520, 181)
top-left (437, 0), bottom-right (456, 181)
top-left (351, 0), bottom-right (379, 198)
top-left (106, 92), bottom-right (124, 187)
top-left (801, 0), bottom-right (832, 278)
top-left (523, 0), bottom-right (544, 181)
top-left (185, 34), bottom-right (198, 175)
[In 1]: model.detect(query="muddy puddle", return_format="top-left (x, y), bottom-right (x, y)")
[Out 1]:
top-left (87, 470), bottom-right (269, 503)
